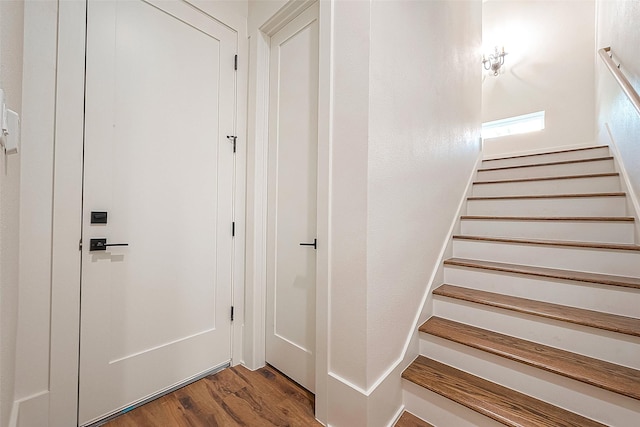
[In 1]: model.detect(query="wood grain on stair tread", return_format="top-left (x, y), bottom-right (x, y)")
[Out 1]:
top-left (402, 356), bottom-right (606, 427)
top-left (394, 411), bottom-right (435, 427)
top-left (420, 317), bottom-right (640, 400)
top-left (482, 146), bottom-right (608, 162)
top-left (433, 284), bottom-right (640, 337)
top-left (478, 156), bottom-right (614, 172)
top-left (444, 257), bottom-right (640, 290)
top-left (460, 215), bottom-right (634, 222)
top-left (467, 192), bottom-right (626, 201)
top-left (474, 172), bottom-right (619, 185)
top-left (453, 234), bottom-right (640, 251)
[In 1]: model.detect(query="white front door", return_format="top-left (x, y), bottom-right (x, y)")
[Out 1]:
top-left (79, 1), bottom-right (236, 424)
top-left (265, 2), bottom-right (319, 393)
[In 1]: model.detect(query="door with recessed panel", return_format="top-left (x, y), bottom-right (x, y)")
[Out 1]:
top-left (266, 2), bottom-right (319, 392)
top-left (79, 0), bottom-right (236, 424)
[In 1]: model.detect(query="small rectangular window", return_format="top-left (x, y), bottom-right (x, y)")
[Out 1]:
top-left (482, 111), bottom-right (545, 140)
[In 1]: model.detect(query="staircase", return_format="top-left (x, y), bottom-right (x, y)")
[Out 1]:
top-left (398, 146), bottom-right (640, 427)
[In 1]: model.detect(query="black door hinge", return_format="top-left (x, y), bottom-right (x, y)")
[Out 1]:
top-left (232, 221), bottom-right (235, 237)
top-left (230, 306), bottom-right (234, 322)
top-left (226, 135), bottom-right (237, 153)
top-left (79, 239), bottom-right (83, 251)
top-left (234, 55), bottom-right (238, 70)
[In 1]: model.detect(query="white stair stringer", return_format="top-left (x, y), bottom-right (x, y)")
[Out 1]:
top-left (419, 333), bottom-right (640, 427)
top-left (477, 157), bottom-right (615, 181)
top-left (401, 145), bottom-right (640, 427)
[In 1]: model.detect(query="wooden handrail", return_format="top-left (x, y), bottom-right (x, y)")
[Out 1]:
top-left (598, 47), bottom-right (640, 117)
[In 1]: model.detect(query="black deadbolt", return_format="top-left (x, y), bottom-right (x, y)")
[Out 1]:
top-left (91, 211), bottom-right (108, 224)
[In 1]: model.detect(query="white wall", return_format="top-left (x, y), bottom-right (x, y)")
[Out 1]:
top-left (482, 0), bottom-right (596, 157)
top-left (0, 1), bottom-right (24, 426)
top-left (328, 0), bottom-right (482, 425)
top-left (596, 0), bottom-right (640, 207)
top-left (248, 0), bottom-right (287, 33)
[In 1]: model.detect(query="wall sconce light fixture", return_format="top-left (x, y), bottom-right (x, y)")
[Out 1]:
top-left (482, 46), bottom-right (508, 76)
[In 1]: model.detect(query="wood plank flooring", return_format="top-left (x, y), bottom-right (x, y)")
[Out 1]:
top-left (394, 411), bottom-right (434, 427)
top-left (104, 365), bottom-right (320, 427)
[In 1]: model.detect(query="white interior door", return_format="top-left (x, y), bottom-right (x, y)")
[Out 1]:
top-left (266, 2), bottom-right (319, 393)
top-left (79, 1), bottom-right (236, 424)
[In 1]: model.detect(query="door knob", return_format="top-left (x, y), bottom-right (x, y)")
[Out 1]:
top-left (299, 238), bottom-right (317, 250)
top-left (89, 238), bottom-right (129, 252)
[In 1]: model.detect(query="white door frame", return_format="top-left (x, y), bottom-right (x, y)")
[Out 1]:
top-left (48, 1), bottom-right (247, 425)
top-left (245, 0), bottom-right (331, 423)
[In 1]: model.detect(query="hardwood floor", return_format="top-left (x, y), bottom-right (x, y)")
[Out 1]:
top-left (394, 412), bottom-right (434, 427)
top-left (104, 365), bottom-right (320, 427)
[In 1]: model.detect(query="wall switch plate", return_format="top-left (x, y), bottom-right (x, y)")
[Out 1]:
top-left (0, 88), bottom-right (20, 155)
top-left (5, 109), bottom-right (20, 155)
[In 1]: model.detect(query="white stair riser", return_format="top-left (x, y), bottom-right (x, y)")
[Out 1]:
top-left (477, 158), bottom-right (615, 181)
top-left (444, 267), bottom-right (640, 318)
top-left (460, 219), bottom-right (635, 244)
top-left (472, 176), bottom-right (620, 197)
top-left (482, 147), bottom-right (610, 168)
top-left (420, 335), bottom-right (640, 426)
top-left (452, 239), bottom-right (640, 277)
top-left (433, 297), bottom-right (640, 369)
top-left (467, 197), bottom-right (627, 217)
top-left (403, 381), bottom-right (502, 427)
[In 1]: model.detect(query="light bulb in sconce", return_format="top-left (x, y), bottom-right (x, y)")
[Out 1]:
top-left (482, 46), bottom-right (508, 76)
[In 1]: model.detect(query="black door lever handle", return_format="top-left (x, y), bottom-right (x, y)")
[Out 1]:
top-left (90, 238), bottom-right (129, 252)
top-left (299, 238), bottom-right (317, 250)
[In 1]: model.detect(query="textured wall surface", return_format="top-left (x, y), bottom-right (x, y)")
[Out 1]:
top-left (482, 0), bottom-right (596, 156)
top-left (366, 0), bottom-right (481, 386)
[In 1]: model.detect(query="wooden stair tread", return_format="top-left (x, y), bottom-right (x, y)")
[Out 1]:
top-left (478, 156), bottom-right (614, 172)
top-left (433, 284), bottom-right (640, 337)
top-left (453, 234), bottom-right (640, 251)
top-left (460, 215), bottom-right (634, 222)
top-left (474, 172), bottom-right (618, 185)
top-left (402, 356), bottom-right (605, 427)
top-left (482, 146), bottom-right (608, 162)
top-left (420, 317), bottom-right (640, 400)
top-left (394, 411), bottom-right (434, 427)
top-left (444, 257), bottom-right (640, 290)
top-left (468, 192), bottom-right (626, 201)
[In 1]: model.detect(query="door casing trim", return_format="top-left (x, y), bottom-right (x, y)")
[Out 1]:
top-left (244, 0), bottom-right (330, 423)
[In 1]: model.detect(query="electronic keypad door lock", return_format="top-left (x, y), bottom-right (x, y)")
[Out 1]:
top-left (89, 238), bottom-right (129, 251)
